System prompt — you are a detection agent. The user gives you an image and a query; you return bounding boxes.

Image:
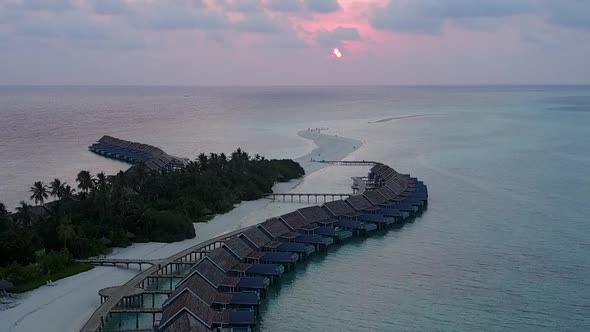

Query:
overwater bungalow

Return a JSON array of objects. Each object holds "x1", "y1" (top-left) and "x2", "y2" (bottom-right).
[
  {"x1": 363, "y1": 190, "x2": 411, "y2": 220},
  {"x1": 321, "y1": 200, "x2": 378, "y2": 234},
  {"x1": 240, "y1": 227, "x2": 315, "y2": 257},
  {"x1": 193, "y1": 258, "x2": 269, "y2": 294},
  {"x1": 280, "y1": 210, "x2": 351, "y2": 241},
  {"x1": 166, "y1": 273, "x2": 258, "y2": 312},
  {"x1": 206, "y1": 248, "x2": 284, "y2": 280},
  {"x1": 223, "y1": 236, "x2": 299, "y2": 268},
  {"x1": 295, "y1": 206, "x2": 354, "y2": 240},
  {"x1": 260, "y1": 218, "x2": 333, "y2": 250},
  {"x1": 346, "y1": 195, "x2": 396, "y2": 228},
  {"x1": 156, "y1": 291, "x2": 256, "y2": 332}
]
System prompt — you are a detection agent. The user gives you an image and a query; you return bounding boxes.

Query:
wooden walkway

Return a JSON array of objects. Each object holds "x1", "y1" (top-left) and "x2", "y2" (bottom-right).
[
  {"x1": 78, "y1": 258, "x2": 156, "y2": 271},
  {"x1": 311, "y1": 160, "x2": 377, "y2": 166},
  {"x1": 265, "y1": 193, "x2": 352, "y2": 203},
  {"x1": 111, "y1": 308, "x2": 162, "y2": 314}
]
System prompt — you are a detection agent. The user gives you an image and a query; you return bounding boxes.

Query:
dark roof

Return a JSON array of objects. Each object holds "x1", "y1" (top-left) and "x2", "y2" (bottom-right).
[
  {"x1": 380, "y1": 167, "x2": 397, "y2": 180},
  {"x1": 281, "y1": 231, "x2": 301, "y2": 240},
  {"x1": 245, "y1": 264, "x2": 281, "y2": 276},
  {"x1": 236, "y1": 276, "x2": 268, "y2": 289},
  {"x1": 207, "y1": 248, "x2": 239, "y2": 273},
  {"x1": 160, "y1": 292, "x2": 215, "y2": 331},
  {"x1": 225, "y1": 310, "x2": 256, "y2": 325},
  {"x1": 240, "y1": 228, "x2": 272, "y2": 249},
  {"x1": 377, "y1": 187, "x2": 398, "y2": 200},
  {"x1": 229, "y1": 292, "x2": 258, "y2": 305},
  {"x1": 167, "y1": 274, "x2": 218, "y2": 307},
  {"x1": 279, "y1": 211, "x2": 309, "y2": 230},
  {"x1": 194, "y1": 259, "x2": 226, "y2": 288},
  {"x1": 159, "y1": 311, "x2": 212, "y2": 332},
  {"x1": 385, "y1": 180, "x2": 404, "y2": 194},
  {"x1": 363, "y1": 190, "x2": 388, "y2": 205},
  {"x1": 276, "y1": 242, "x2": 313, "y2": 253},
  {"x1": 260, "y1": 251, "x2": 298, "y2": 264},
  {"x1": 223, "y1": 236, "x2": 254, "y2": 260},
  {"x1": 91, "y1": 135, "x2": 183, "y2": 170},
  {"x1": 346, "y1": 195, "x2": 374, "y2": 210},
  {"x1": 323, "y1": 200, "x2": 357, "y2": 217},
  {"x1": 297, "y1": 205, "x2": 331, "y2": 223},
  {"x1": 370, "y1": 163, "x2": 385, "y2": 174},
  {"x1": 296, "y1": 234, "x2": 332, "y2": 245},
  {"x1": 263, "y1": 240, "x2": 282, "y2": 249},
  {"x1": 259, "y1": 218, "x2": 290, "y2": 238}
]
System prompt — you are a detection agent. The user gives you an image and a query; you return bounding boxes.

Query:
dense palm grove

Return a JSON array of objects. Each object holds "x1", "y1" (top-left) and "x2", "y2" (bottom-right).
[{"x1": 0, "y1": 149, "x2": 304, "y2": 291}]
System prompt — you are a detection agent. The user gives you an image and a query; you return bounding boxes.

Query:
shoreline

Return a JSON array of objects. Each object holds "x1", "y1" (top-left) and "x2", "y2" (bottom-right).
[{"x1": 0, "y1": 129, "x2": 363, "y2": 332}]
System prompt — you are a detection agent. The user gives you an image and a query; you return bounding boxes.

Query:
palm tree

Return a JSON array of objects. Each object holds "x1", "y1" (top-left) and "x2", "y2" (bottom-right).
[
  {"x1": 61, "y1": 185, "x2": 75, "y2": 200},
  {"x1": 0, "y1": 202, "x2": 7, "y2": 217},
  {"x1": 30, "y1": 181, "x2": 49, "y2": 205},
  {"x1": 0, "y1": 202, "x2": 8, "y2": 223},
  {"x1": 76, "y1": 171, "x2": 94, "y2": 193},
  {"x1": 197, "y1": 153, "x2": 208, "y2": 171},
  {"x1": 15, "y1": 201, "x2": 33, "y2": 227},
  {"x1": 50, "y1": 178, "x2": 63, "y2": 198},
  {"x1": 57, "y1": 217, "x2": 76, "y2": 249},
  {"x1": 94, "y1": 172, "x2": 109, "y2": 193}
]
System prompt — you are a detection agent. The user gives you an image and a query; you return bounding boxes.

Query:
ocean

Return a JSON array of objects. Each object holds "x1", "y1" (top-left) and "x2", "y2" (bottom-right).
[{"x1": 1, "y1": 86, "x2": 589, "y2": 331}]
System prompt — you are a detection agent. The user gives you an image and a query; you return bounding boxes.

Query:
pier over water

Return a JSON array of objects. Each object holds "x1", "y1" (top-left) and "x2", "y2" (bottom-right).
[{"x1": 81, "y1": 162, "x2": 428, "y2": 332}]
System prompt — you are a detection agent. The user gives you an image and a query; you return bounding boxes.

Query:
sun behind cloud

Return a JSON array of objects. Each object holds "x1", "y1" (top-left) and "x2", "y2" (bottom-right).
[{"x1": 333, "y1": 47, "x2": 343, "y2": 58}]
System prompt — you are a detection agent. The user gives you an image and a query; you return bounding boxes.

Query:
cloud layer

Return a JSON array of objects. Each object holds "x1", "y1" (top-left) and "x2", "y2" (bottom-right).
[{"x1": 0, "y1": 0, "x2": 589, "y2": 85}]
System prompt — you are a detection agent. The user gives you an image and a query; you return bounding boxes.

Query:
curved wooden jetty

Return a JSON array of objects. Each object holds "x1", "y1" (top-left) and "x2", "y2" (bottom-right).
[{"x1": 81, "y1": 162, "x2": 427, "y2": 332}]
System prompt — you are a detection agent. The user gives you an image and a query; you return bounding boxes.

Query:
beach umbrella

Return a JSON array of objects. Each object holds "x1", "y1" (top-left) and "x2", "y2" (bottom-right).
[{"x1": 0, "y1": 279, "x2": 14, "y2": 291}]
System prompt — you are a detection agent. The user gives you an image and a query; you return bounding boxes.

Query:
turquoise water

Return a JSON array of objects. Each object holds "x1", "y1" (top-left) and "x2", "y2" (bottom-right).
[
  {"x1": 1, "y1": 86, "x2": 589, "y2": 331},
  {"x1": 258, "y1": 87, "x2": 590, "y2": 331}
]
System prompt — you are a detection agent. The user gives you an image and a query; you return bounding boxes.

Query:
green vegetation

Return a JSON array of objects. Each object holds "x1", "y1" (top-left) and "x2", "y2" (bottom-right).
[
  {"x1": 0, "y1": 250, "x2": 93, "y2": 293},
  {"x1": 0, "y1": 149, "x2": 304, "y2": 291}
]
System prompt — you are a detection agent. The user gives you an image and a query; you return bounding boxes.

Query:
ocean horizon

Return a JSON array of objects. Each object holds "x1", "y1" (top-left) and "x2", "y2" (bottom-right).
[{"x1": 1, "y1": 85, "x2": 589, "y2": 331}]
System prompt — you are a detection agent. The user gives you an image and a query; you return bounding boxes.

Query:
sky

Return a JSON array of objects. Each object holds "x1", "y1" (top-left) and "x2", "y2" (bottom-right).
[{"x1": 0, "y1": 0, "x2": 589, "y2": 85}]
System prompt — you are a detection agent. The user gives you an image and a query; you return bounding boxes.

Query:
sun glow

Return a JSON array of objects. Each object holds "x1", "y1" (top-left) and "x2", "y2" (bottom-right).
[{"x1": 333, "y1": 48, "x2": 342, "y2": 58}]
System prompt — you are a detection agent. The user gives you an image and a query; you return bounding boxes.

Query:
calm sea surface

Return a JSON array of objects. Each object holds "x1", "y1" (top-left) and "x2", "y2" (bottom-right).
[{"x1": 1, "y1": 86, "x2": 589, "y2": 331}]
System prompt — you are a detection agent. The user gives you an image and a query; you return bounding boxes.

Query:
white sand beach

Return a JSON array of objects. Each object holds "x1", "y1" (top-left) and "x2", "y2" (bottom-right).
[{"x1": 0, "y1": 129, "x2": 364, "y2": 332}]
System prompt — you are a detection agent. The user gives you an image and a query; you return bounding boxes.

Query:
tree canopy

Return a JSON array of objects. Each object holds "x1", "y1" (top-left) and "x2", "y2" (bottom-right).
[{"x1": 0, "y1": 149, "x2": 304, "y2": 267}]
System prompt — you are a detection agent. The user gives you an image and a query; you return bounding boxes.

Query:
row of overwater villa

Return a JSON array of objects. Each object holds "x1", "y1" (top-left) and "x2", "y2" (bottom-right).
[{"x1": 83, "y1": 162, "x2": 428, "y2": 332}]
